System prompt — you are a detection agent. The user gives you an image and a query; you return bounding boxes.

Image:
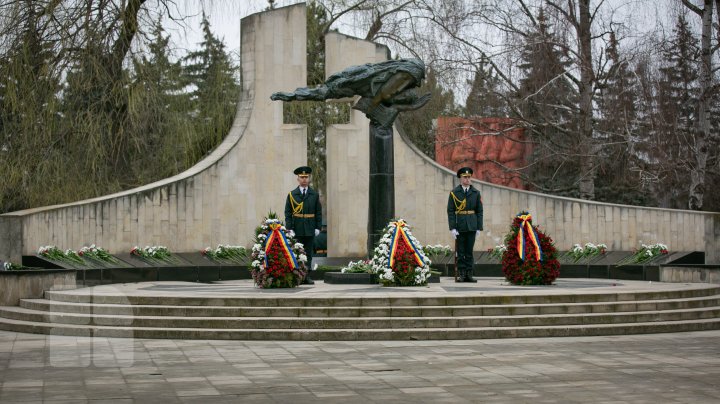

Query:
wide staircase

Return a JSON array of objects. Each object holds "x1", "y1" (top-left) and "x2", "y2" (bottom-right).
[{"x1": 0, "y1": 282, "x2": 719, "y2": 340}]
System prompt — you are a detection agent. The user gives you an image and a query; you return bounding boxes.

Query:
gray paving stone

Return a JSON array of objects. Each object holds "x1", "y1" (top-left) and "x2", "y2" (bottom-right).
[{"x1": 0, "y1": 327, "x2": 718, "y2": 402}]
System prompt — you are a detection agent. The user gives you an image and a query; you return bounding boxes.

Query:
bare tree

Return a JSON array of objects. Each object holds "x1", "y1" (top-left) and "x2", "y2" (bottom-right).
[{"x1": 680, "y1": 0, "x2": 716, "y2": 210}]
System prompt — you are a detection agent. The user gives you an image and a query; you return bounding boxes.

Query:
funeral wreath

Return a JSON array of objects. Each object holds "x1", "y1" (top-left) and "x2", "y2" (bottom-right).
[
  {"x1": 371, "y1": 219, "x2": 432, "y2": 287},
  {"x1": 250, "y1": 213, "x2": 308, "y2": 288},
  {"x1": 500, "y1": 212, "x2": 560, "y2": 285}
]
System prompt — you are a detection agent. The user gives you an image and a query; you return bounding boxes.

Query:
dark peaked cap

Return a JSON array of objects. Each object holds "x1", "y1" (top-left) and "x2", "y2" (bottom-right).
[{"x1": 457, "y1": 167, "x2": 473, "y2": 178}]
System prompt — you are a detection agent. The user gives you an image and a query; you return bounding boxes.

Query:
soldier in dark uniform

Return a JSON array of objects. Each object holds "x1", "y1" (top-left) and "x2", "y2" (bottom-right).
[
  {"x1": 447, "y1": 167, "x2": 483, "y2": 283},
  {"x1": 313, "y1": 220, "x2": 328, "y2": 257},
  {"x1": 285, "y1": 166, "x2": 322, "y2": 284}
]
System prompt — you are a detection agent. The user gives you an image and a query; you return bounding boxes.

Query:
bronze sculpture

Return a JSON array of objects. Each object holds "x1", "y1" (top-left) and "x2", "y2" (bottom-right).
[
  {"x1": 271, "y1": 58, "x2": 431, "y2": 255},
  {"x1": 271, "y1": 58, "x2": 430, "y2": 128}
]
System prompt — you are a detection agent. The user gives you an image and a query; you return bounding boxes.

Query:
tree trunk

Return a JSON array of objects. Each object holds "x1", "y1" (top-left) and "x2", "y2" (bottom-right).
[
  {"x1": 577, "y1": 0, "x2": 596, "y2": 200},
  {"x1": 688, "y1": 0, "x2": 712, "y2": 210}
]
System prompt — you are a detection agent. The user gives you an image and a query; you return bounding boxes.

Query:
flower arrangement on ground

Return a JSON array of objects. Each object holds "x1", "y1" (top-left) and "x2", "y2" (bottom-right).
[
  {"x1": 131, "y1": 245, "x2": 172, "y2": 262},
  {"x1": 341, "y1": 259, "x2": 373, "y2": 274},
  {"x1": 78, "y1": 244, "x2": 117, "y2": 264},
  {"x1": 500, "y1": 212, "x2": 560, "y2": 285},
  {"x1": 422, "y1": 244, "x2": 452, "y2": 257},
  {"x1": 201, "y1": 244, "x2": 248, "y2": 265},
  {"x1": 370, "y1": 219, "x2": 431, "y2": 287},
  {"x1": 564, "y1": 242, "x2": 607, "y2": 263},
  {"x1": 488, "y1": 244, "x2": 507, "y2": 261},
  {"x1": 3, "y1": 262, "x2": 24, "y2": 270},
  {"x1": 250, "y1": 213, "x2": 307, "y2": 288},
  {"x1": 617, "y1": 243, "x2": 669, "y2": 266},
  {"x1": 38, "y1": 245, "x2": 84, "y2": 265}
]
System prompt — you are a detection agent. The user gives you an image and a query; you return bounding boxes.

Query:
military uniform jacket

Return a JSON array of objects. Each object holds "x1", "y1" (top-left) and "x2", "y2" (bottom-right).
[
  {"x1": 284, "y1": 187, "x2": 322, "y2": 237},
  {"x1": 447, "y1": 185, "x2": 483, "y2": 232}
]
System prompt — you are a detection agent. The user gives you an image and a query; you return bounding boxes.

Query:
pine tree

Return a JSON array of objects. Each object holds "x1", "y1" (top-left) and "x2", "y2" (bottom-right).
[
  {"x1": 0, "y1": 8, "x2": 65, "y2": 212},
  {"x1": 594, "y1": 32, "x2": 653, "y2": 206},
  {"x1": 183, "y1": 12, "x2": 240, "y2": 162},
  {"x1": 464, "y1": 59, "x2": 506, "y2": 118},
  {"x1": 651, "y1": 14, "x2": 699, "y2": 209},
  {"x1": 129, "y1": 22, "x2": 193, "y2": 182},
  {"x1": 398, "y1": 67, "x2": 458, "y2": 158},
  {"x1": 515, "y1": 8, "x2": 579, "y2": 196}
]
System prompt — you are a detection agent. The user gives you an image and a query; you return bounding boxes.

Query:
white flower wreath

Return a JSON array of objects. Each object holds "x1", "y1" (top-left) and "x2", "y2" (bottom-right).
[
  {"x1": 250, "y1": 216, "x2": 308, "y2": 288},
  {"x1": 370, "y1": 219, "x2": 431, "y2": 286}
]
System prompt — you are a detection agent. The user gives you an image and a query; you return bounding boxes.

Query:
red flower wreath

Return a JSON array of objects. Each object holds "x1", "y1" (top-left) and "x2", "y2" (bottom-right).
[{"x1": 501, "y1": 212, "x2": 560, "y2": 285}]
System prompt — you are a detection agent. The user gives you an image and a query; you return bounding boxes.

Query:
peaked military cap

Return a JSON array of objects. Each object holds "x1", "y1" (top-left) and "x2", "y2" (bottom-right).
[
  {"x1": 294, "y1": 166, "x2": 312, "y2": 176},
  {"x1": 457, "y1": 167, "x2": 473, "y2": 178}
]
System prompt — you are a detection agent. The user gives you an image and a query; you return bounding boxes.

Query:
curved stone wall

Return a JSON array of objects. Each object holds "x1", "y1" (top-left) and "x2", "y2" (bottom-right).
[{"x1": 394, "y1": 126, "x2": 719, "y2": 264}]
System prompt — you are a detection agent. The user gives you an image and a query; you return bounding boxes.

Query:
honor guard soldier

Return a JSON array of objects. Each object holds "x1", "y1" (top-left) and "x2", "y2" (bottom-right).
[
  {"x1": 285, "y1": 166, "x2": 322, "y2": 284},
  {"x1": 447, "y1": 167, "x2": 484, "y2": 282}
]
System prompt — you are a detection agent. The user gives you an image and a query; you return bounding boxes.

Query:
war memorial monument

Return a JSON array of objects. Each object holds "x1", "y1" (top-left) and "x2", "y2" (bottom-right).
[{"x1": 0, "y1": 3, "x2": 717, "y2": 341}]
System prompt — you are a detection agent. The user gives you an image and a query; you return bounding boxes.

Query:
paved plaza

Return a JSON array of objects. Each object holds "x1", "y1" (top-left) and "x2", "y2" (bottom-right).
[
  {"x1": 0, "y1": 328, "x2": 717, "y2": 403},
  {"x1": 0, "y1": 278, "x2": 718, "y2": 402}
]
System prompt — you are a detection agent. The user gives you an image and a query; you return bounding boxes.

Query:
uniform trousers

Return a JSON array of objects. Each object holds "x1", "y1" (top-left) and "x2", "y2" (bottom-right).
[
  {"x1": 296, "y1": 235, "x2": 315, "y2": 271},
  {"x1": 456, "y1": 231, "x2": 476, "y2": 275}
]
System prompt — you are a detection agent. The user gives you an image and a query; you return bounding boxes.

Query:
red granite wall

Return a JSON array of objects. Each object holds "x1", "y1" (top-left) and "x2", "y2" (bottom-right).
[{"x1": 435, "y1": 117, "x2": 531, "y2": 190}]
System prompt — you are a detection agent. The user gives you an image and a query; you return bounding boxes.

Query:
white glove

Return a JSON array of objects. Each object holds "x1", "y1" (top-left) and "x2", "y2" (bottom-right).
[
  {"x1": 476, "y1": 230, "x2": 481, "y2": 237},
  {"x1": 450, "y1": 229, "x2": 459, "y2": 239},
  {"x1": 314, "y1": 229, "x2": 320, "y2": 236}
]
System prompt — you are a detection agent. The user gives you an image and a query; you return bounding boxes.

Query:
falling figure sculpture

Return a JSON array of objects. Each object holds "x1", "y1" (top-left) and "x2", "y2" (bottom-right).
[
  {"x1": 271, "y1": 58, "x2": 431, "y2": 255},
  {"x1": 271, "y1": 58, "x2": 430, "y2": 128}
]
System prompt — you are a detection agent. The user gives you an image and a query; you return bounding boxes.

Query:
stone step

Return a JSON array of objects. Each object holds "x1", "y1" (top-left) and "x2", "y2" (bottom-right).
[
  {"x1": 0, "y1": 305, "x2": 718, "y2": 329},
  {"x1": 0, "y1": 315, "x2": 717, "y2": 340},
  {"x1": 17, "y1": 295, "x2": 720, "y2": 317},
  {"x1": 42, "y1": 286, "x2": 720, "y2": 306},
  {"x1": 3, "y1": 282, "x2": 716, "y2": 340}
]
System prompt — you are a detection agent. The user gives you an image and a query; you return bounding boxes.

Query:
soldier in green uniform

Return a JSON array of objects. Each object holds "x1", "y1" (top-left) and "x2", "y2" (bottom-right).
[
  {"x1": 447, "y1": 167, "x2": 483, "y2": 283},
  {"x1": 285, "y1": 166, "x2": 322, "y2": 284}
]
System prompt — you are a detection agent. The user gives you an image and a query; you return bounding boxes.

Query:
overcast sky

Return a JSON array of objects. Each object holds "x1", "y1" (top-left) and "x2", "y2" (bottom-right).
[
  {"x1": 166, "y1": 0, "x2": 675, "y2": 62},
  {"x1": 165, "y1": 0, "x2": 304, "y2": 61}
]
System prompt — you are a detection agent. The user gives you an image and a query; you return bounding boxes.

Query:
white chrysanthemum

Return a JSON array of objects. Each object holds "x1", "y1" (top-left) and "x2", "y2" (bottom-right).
[{"x1": 251, "y1": 260, "x2": 260, "y2": 268}]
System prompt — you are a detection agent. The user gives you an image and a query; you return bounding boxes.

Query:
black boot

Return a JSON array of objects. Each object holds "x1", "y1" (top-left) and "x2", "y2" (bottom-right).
[
  {"x1": 302, "y1": 274, "x2": 315, "y2": 285},
  {"x1": 464, "y1": 269, "x2": 477, "y2": 283},
  {"x1": 455, "y1": 269, "x2": 465, "y2": 283}
]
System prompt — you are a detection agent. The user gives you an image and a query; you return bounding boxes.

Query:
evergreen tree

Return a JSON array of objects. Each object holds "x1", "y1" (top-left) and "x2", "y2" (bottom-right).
[
  {"x1": 0, "y1": 8, "x2": 66, "y2": 211},
  {"x1": 183, "y1": 12, "x2": 240, "y2": 162},
  {"x1": 515, "y1": 8, "x2": 579, "y2": 196},
  {"x1": 594, "y1": 32, "x2": 654, "y2": 206},
  {"x1": 651, "y1": 14, "x2": 699, "y2": 209},
  {"x1": 464, "y1": 59, "x2": 506, "y2": 118},
  {"x1": 129, "y1": 22, "x2": 193, "y2": 182},
  {"x1": 398, "y1": 67, "x2": 458, "y2": 158}
]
